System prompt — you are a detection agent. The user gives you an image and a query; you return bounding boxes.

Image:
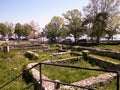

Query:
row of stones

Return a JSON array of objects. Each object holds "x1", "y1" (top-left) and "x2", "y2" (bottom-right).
[{"x1": 10, "y1": 44, "x2": 48, "y2": 50}]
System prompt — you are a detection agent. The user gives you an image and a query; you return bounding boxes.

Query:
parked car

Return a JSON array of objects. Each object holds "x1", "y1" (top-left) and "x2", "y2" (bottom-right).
[
  {"x1": 62, "y1": 39, "x2": 73, "y2": 43},
  {"x1": 77, "y1": 39, "x2": 87, "y2": 44},
  {"x1": 9, "y1": 38, "x2": 16, "y2": 40}
]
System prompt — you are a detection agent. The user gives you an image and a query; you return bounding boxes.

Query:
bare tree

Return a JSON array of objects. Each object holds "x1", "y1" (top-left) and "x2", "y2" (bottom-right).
[{"x1": 29, "y1": 20, "x2": 41, "y2": 33}]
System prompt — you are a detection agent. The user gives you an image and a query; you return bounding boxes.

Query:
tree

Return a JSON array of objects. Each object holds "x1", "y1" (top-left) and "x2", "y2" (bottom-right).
[
  {"x1": 15, "y1": 23, "x2": 23, "y2": 39},
  {"x1": 29, "y1": 20, "x2": 41, "y2": 33},
  {"x1": 63, "y1": 9, "x2": 84, "y2": 42},
  {"x1": 83, "y1": 0, "x2": 120, "y2": 18},
  {"x1": 0, "y1": 23, "x2": 8, "y2": 37},
  {"x1": 23, "y1": 24, "x2": 32, "y2": 38},
  {"x1": 43, "y1": 16, "x2": 64, "y2": 42},
  {"x1": 106, "y1": 16, "x2": 120, "y2": 40},
  {"x1": 7, "y1": 23, "x2": 14, "y2": 39},
  {"x1": 83, "y1": 0, "x2": 120, "y2": 44},
  {"x1": 92, "y1": 12, "x2": 108, "y2": 44},
  {"x1": 29, "y1": 20, "x2": 41, "y2": 39}
]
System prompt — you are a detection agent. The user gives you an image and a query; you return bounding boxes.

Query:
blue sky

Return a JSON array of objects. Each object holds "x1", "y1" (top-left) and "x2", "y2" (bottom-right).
[{"x1": 0, "y1": 0, "x2": 89, "y2": 28}]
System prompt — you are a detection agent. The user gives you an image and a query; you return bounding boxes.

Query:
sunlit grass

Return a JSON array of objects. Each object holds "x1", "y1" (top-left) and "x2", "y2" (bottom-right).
[
  {"x1": 37, "y1": 50, "x2": 72, "y2": 61},
  {"x1": 90, "y1": 54, "x2": 120, "y2": 64},
  {"x1": 0, "y1": 44, "x2": 119, "y2": 89},
  {"x1": 0, "y1": 50, "x2": 30, "y2": 90},
  {"x1": 0, "y1": 44, "x2": 73, "y2": 89},
  {"x1": 42, "y1": 58, "x2": 102, "y2": 83},
  {"x1": 101, "y1": 78, "x2": 119, "y2": 90},
  {"x1": 94, "y1": 45, "x2": 120, "y2": 52}
]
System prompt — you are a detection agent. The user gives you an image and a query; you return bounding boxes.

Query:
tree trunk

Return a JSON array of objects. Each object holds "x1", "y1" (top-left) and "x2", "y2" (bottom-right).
[
  {"x1": 96, "y1": 36, "x2": 100, "y2": 45},
  {"x1": 74, "y1": 35, "x2": 77, "y2": 43}
]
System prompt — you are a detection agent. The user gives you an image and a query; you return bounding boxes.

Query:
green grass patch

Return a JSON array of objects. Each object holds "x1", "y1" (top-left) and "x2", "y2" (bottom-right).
[
  {"x1": 101, "y1": 78, "x2": 120, "y2": 90},
  {"x1": 0, "y1": 50, "x2": 31, "y2": 90},
  {"x1": 0, "y1": 45, "x2": 73, "y2": 89},
  {"x1": 94, "y1": 45, "x2": 120, "y2": 52},
  {"x1": 37, "y1": 50, "x2": 72, "y2": 61},
  {"x1": 42, "y1": 58, "x2": 102, "y2": 83},
  {"x1": 91, "y1": 54, "x2": 120, "y2": 64},
  {"x1": 0, "y1": 44, "x2": 119, "y2": 89}
]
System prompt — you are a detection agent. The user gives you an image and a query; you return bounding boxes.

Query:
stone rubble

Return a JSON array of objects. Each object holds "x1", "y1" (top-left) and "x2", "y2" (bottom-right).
[{"x1": 61, "y1": 73, "x2": 116, "y2": 90}]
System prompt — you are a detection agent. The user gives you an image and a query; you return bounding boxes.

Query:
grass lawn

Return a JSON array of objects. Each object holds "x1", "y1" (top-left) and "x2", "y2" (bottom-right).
[
  {"x1": 90, "y1": 54, "x2": 120, "y2": 64},
  {"x1": 36, "y1": 50, "x2": 72, "y2": 61},
  {"x1": 0, "y1": 44, "x2": 73, "y2": 89},
  {"x1": 0, "y1": 43, "x2": 119, "y2": 90},
  {"x1": 0, "y1": 50, "x2": 31, "y2": 90},
  {"x1": 94, "y1": 44, "x2": 120, "y2": 52},
  {"x1": 102, "y1": 78, "x2": 120, "y2": 90},
  {"x1": 42, "y1": 58, "x2": 103, "y2": 83}
]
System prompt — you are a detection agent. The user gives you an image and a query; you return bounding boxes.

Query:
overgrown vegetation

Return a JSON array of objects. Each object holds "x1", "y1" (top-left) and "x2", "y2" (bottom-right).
[
  {"x1": 0, "y1": 50, "x2": 31, "y2": 90},
  {"x1": 0, "y1": 44, "x2": 120, "y2": 89},
  {"x1": 0, "y1": 44, "x2": 72, "y2": 89}
]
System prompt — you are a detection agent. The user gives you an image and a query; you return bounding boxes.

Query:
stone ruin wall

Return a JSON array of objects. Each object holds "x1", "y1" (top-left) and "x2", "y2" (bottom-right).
[
  {"x1": 72, "y1": 46, "x2": 120, "y2": 59},
  {"x1": 27, "y1": 55, "x2": 118, "y2": 90},
  {"x1": 9, "y1": 44, "x2": 48, "y2": 50},
  {"x1": 88, "y1": 55, "x2": 120, "y2": 71}
]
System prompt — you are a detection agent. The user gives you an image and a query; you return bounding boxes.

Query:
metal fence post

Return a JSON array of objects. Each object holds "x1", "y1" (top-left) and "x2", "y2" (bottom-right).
[
  {"x1": 39, "y1": 63, "x2": 42, "y2": 90},
  {"x1": 117, "y1": 71, "x2": 120, "y2": 90}
]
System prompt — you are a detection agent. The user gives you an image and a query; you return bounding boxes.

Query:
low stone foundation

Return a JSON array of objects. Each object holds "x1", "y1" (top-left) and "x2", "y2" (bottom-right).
[
  {"x1": 10, "y1": 44, "x2": 48, "y2": 50},
  {"x1": 52, "y1": 51, "x2": 70, "y2": 56},
  {"x1": 27, "y1": 56, "x2": 118, "y2": 90},
  {"x1": 87, "y1": 55, "x2": 120, "y2": 70},
  {"x1": 72, "y1": 46, "x2": 120, "y2": 60},
  {"x1": 43, "y1": 56, "x2": 81, "y2": 64},
  {"x1": 61, "y1": 73, "x2": 116, "y2": 90}
]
